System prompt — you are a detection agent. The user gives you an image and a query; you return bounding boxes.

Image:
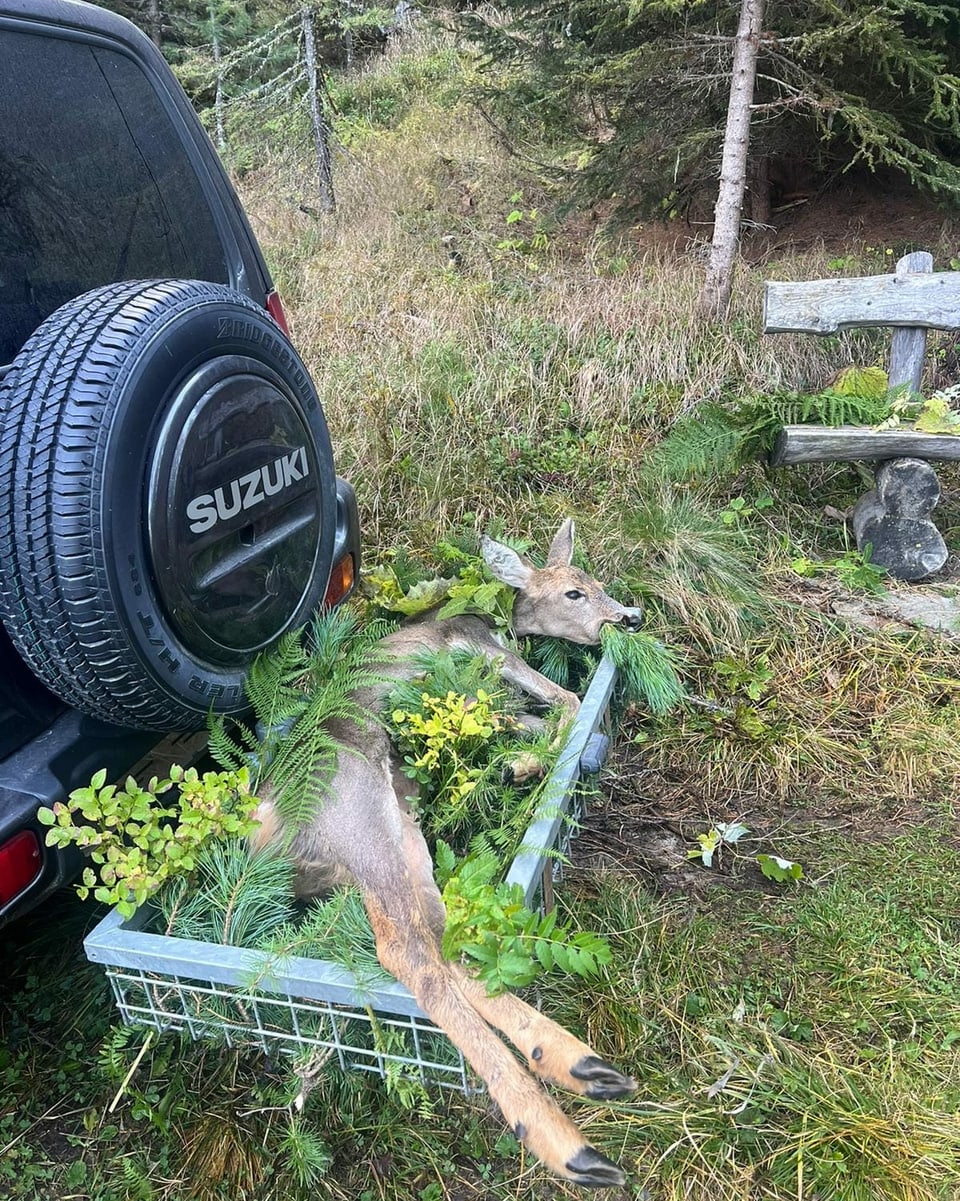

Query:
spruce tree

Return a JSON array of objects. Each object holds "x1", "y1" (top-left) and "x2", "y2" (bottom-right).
[{"x1": 435, "y1": 0, "x2": 960, "y2": 216}]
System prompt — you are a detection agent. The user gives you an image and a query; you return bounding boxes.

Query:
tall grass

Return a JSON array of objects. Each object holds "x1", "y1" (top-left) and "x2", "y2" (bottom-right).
[{"x1": 235, "y1": 26, "x2": 950, "y2": 562}]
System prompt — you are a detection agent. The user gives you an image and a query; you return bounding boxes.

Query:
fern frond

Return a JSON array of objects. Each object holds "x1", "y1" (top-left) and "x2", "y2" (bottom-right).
[
  {"x1": 737, "y1": 388, "x2": 896, "y2": 444},
  {"x1": 244, "y1": 628, "x2": 312, "y2": 731},
  {"x1": 266, "y1": 700, "x2": 346, "y2": 831},
  {"x1": 801, "y1": 388, "x2": 895, "y2": 427},
  {"x1": 648, "y1": 403, "x2": 748, "y2": 481},
  {"x1": 206, "y1": 714, "x2": 258, "y2": 774},
  {"x1": 225, "y1": 609, "x2": 398, "y2": 829}
]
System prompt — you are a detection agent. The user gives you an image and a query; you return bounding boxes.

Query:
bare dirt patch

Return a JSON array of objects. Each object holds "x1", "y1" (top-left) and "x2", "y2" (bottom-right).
[
  {"x1": 582, "y1": 708, "x2": 955, "y2": 898},
  {"x1": 590, "y1": 172, "x2": 958, "y2": 263}
]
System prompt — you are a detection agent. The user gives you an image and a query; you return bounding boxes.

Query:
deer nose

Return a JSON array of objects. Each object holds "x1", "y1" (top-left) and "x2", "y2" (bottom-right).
[{"x1": 619, "y1": 608, "x2": 643, "y2": 631}]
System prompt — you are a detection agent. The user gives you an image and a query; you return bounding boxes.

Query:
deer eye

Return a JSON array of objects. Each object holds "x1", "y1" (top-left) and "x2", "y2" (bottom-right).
[{"x1": 565, "y1": 589, "x2": 585, "y2": 600}]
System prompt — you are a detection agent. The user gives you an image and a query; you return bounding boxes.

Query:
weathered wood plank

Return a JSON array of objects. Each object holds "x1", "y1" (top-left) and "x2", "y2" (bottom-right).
[
  {"x1": 763, "y1": 263, "x2": 960, "y2": 334},
  {"x1": 888, "y1": 252, "x2": 933, "y2": 392},
  {"x1": 771, "y1": 424, "x2": 960, "y2": 466}
]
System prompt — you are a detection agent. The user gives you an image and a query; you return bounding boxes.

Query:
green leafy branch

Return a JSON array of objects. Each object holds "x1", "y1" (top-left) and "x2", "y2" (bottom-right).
[
  {"x1": 436, "y1": 843, "x2": 611, "y2": 995},
  {"x1": 38, "y1": 766, "x2": 258, "y2": 917},
  {"x1": 687, "y1": 821, "x2": 804, "y2": 884},
  {"x1": 790, "y1": 545, "x2": 888, "y2": 596}
]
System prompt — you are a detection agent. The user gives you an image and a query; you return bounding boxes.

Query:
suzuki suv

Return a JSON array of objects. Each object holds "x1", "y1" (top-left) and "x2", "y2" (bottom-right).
[{"x1": 0, "y1": 0, "x2": 361, "y2": 924}]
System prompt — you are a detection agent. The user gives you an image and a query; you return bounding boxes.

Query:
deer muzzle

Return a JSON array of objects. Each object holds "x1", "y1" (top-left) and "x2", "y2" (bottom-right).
[{"x1": 618, "y1": 607, "x2": 643, "y2": 631}]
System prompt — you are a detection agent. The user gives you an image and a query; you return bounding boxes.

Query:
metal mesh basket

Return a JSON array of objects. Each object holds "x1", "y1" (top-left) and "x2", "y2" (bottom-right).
[{"x1": 84, "y1": 657, "x2": 618, "y2": 1092}]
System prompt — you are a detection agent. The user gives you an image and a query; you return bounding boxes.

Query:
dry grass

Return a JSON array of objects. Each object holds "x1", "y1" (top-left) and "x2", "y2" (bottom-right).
[
  {"x1": 629, "y1": 611, "x2": 960, "y2": 805},
  {"x1": 234, "y1": 27, "x2": 946, "y2": 559}
]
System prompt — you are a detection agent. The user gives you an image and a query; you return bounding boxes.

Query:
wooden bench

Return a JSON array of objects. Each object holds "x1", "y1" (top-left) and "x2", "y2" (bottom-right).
[{"x1": 764, "y1": 251, "x2": 960, "y2": 581}]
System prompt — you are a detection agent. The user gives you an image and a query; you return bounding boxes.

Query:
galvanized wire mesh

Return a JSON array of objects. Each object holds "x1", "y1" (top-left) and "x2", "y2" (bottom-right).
[{"x1": 104, "y1": 964, "x2": 475, "y2": 1090}]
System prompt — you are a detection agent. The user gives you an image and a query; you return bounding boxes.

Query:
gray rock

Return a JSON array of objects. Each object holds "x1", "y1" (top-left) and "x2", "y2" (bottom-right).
[{"x1": 850, "y1": 457, "x2": 948, "y2": 581}]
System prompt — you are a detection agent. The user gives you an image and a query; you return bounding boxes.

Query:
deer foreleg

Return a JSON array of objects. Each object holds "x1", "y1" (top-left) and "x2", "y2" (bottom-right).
[{"x1": 491, "y1": 650, "x2": 581, "y2": 725}]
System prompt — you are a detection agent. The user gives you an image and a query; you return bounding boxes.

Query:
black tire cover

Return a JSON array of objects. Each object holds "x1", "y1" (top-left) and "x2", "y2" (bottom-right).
[{"x1": 0, "y1": 279, "x2": 338, "y2": 730}]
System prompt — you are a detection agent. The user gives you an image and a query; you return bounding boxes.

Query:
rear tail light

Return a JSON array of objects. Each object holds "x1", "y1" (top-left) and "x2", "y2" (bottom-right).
[
  {"x1": 0, "y1": 830, "x2": 42, "y2": 907},
  {"x1": 266, "y1": 290, "x2": 291, "y2": 337},
  {"x1": 323, "y1": 552, "x2": 356, "y2": 609}
]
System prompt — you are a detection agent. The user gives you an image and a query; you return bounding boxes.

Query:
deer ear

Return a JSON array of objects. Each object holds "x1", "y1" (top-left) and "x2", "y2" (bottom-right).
[
  {"x1": 481, "y1": 536, "x2": 533, "y2": 589},
  {"x1": 546, "y1": 518, "x2": 575, "y2": 567}
]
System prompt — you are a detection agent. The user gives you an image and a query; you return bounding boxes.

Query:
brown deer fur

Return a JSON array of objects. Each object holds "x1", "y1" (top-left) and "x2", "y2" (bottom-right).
[{"x1": 250, "y1": 519, "x2": 640, "y2": 1187}]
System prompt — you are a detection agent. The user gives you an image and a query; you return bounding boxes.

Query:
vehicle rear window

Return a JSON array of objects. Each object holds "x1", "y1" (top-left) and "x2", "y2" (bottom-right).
[{"x1": 0, "y1": 28, "x2": 229, "y2": 365}]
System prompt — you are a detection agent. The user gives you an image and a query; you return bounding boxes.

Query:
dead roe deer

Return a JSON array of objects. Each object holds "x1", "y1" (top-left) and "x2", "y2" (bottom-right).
[{"x1": 251, "y1": 519, "x2": 641, "y2": 1187}]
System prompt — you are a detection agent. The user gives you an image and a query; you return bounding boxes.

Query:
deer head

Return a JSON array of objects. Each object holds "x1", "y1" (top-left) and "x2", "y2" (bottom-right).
[{"x1": 482, "y1": 518, "x2": 642, "y2": 645}]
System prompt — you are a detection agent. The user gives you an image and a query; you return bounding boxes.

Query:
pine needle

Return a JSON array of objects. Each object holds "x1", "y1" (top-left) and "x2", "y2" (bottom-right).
[
  {"x1": 600, "y1": 624, "x2": 685, "y2": 714},
  {"x1": 160, "y1": 839, "x2": 296, "y2": 947}
]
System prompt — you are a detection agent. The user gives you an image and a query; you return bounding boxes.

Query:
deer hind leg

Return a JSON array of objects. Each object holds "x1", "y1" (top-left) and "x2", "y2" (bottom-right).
[
  {"x1": 360, "y1": 883, "x2": 626, "y2": 1188},
  {"x1": 395, "y1": 804, "x2": 633, "y2": 1099},
  {"x1": 300, "y1": 739, "x2": 627, "y2": 1185},
  {"x1": 452, "y1": 975, "x2": 636, "y2": 1099}
]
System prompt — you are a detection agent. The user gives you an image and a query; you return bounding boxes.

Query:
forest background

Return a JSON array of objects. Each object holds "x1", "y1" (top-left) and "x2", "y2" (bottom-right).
[{"x1": 2, "y1": 3, "x2": 960, "y2": 1201}]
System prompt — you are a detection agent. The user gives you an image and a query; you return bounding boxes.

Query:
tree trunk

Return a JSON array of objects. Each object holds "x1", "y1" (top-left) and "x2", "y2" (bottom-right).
[
  {"x1": 699, "y1": 0, "x2": 765, "y2": 321},
  {"x1": 210, "y1": 3, "x2": 227, "y2": 151},
  {"x1": 301, "y1": 6, "x2": 336, "y2": 214},
  {"x1": 144, "y1": 0, "x2": 162, "y2": 49}
]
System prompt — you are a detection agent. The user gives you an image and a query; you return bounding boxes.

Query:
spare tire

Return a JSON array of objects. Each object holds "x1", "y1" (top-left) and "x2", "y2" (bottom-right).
[{"x1": 0, "y1": 279, "x2": 338, "y2": 731}]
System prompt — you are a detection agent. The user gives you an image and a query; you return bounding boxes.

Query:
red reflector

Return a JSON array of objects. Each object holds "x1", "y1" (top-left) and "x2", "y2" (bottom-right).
[
  {"x1": 265, "y1": 290, "x2": 291, "y2": 337},
  {"x1": 0, "y1": 830, "x2": 42, "y2": 907},
  {"x1": 323, "y1": 553, "x2": 355, "y2": 609}
]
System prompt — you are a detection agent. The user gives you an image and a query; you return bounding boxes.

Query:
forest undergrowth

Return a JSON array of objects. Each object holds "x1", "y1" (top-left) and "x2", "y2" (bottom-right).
[{"x1": 2, "y1": 24, "x2": 959, "y2": 1201}]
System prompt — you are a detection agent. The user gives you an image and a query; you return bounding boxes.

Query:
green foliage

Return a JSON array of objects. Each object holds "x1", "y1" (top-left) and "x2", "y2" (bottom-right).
[
  {"x1": 832, "y1": 365, "x2": 889, "y2": 398},
  {"x1": 720, "y1": 493, "x2": 774, "y2": 526},
  {"x1": 686, "y1": 820, "x2": 803, "y2": 882},
  {"x1": 757, "y1": 853, "x2": 805, "y2": 883},
  {"x1": 159, "y1": 839, "x2": 296, "y2": 946},
  {"x1": 600, "y1": 625, "x2": 686, "y2": 715},
  {"x1": 262, "y1": 886, "x2": 391, "y2": 991},
  {"x1": 646, "y1": 403, "x2": 750, "y2": 481},
  {"x1": 715, "y1": 653, "x2": 774, "y2": 701},
  {"x1": 363, "y1": 547, "x2": 516, "y2": 630},
  {"x1": 833, "y1": 546, "x2": 889, "y2": 595},
  {"x1": 362, "y1": 564, "x2": 455, "y2": 616},
  {"x1": 391, "y1": 687, "x2": 516, "y2": 807},
  {"x1": 386, "y1": 650, "x2": 551, "y2": 853},
  {"x1": 279, "y1": 1117, "x2": 333, "y2": 1187},
  {"x1": 438, "y1": 0, "x2": 960, "y2": 216},
  {"x1": 526, "y1": 632, "x2": 598, "y2": 692},
  {"x1": 649, "y1": 388, "x2": 900, "y2": 485},
  {"x1": 435, "y1": 562, "x2": 516, "y2": 629},
  {"x1": 486, "y1": 425, "x2": 604, "y2": 493},
  {"x1": 495, "y1": 192, "x2": 551, "y2": 266},
  {"x1": 37, "y1": 766, "x2": 258, "y2": 918},
  {"x1": 435, "y1": 841, "x2": 611, "y2": 994},
  {"x1": 210, "y1": 607, "x2": 393, "y2": 831},
  {"x1": 687, "y1": 820, "x2": 751, "y2": 868},
  {"x1": 877, "y1": 384, "x2": 960, "y2": 434},
  {"x1": 790, "y1": 545, "x2": 889, "y2": 595},
  {"x1": 913, "y1": 394, "x2": 960, "y2": 433}
]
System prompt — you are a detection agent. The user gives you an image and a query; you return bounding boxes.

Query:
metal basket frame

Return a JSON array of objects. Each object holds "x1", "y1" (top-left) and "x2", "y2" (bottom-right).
[{"x1": 84, "y1": 658, "x2": 618, "y2": 1090}]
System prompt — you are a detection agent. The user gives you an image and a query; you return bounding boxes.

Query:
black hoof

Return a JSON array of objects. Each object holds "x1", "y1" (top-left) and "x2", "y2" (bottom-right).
[
  {"x1": 565, "y1": 1145, "x2": 626, "y2": 1188},
  {"x1": 570, "y1": 1055, "x2": 637, "y2": 1100}
]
